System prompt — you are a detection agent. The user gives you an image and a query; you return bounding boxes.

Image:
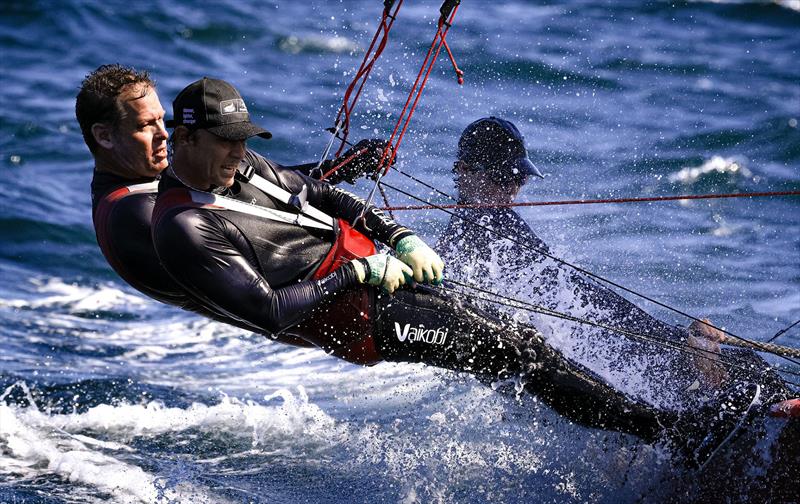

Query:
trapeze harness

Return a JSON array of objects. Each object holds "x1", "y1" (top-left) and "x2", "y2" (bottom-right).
[{"x1": 157, "y1": 164, "x2": 383, "y2": 364}]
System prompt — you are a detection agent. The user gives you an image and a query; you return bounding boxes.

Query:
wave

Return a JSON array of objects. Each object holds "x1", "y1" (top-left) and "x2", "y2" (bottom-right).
[
  {"x1": 0, "y1": 379, "x2": 666, "y2": 503},
  {"x1": 0, "y1": 382, "x2": 338, "y2": 503},
  {"x1": 689, "y1": 0, "x2": 800, "y2": 13},
  {"x1": 277, "y1": 34, "x2": 359, "y2": 55},
  {"x1": 668, "y1": 155, "x2": 754, "y2": 184}
]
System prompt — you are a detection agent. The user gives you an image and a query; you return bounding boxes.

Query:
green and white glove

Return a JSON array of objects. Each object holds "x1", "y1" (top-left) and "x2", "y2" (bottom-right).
[
  {"x1": 352, "y1": 253, "x2": 413, "y2": 294},
  {"x1": 394, "y1": 235, "x2": 445, "y2": 284}
]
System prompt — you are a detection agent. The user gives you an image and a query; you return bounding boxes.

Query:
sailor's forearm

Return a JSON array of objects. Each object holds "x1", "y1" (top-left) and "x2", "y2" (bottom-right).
[{"x1": 258, "y1": 263, "x2": 361, "y2": 333}]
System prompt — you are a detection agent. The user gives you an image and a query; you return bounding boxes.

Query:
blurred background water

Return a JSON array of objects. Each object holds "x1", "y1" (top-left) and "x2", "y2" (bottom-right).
[{"x1": 1, "y1": 0, "x2": 798, "y2": 502}]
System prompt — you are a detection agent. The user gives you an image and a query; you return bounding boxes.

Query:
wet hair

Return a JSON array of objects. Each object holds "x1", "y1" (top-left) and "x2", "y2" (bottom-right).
[{"x1": 75, "y1": 64, "x2": 155, "y2": 154}]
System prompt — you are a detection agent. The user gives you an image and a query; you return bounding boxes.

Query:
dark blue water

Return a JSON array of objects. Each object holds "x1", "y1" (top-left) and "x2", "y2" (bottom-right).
[{"x1": 1, "y1": 1, "x2": 799, "y2": 502}]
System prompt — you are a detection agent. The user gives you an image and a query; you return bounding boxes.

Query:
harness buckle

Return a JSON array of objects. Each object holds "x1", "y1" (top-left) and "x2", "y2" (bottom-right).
[{"x1": 236, "y1": 162, "x2": 255, "y2": 182}]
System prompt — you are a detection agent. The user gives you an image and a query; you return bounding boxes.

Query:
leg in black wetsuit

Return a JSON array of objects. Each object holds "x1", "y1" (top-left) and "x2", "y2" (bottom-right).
[{"x1": 373, "y1": 285, "x2": 674, "y2": 441}]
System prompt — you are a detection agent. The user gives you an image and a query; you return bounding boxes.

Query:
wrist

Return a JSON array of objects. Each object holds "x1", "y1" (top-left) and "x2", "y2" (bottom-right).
[
  {"x1": 395, "y1": 234, "x2": 424, "y2": 255},
  {"x1": 351, "y1": 258, "x2": 368, "y2": 283},
  {"x1": 389, "y1": 229, "x2": 415, "y2": 249}
]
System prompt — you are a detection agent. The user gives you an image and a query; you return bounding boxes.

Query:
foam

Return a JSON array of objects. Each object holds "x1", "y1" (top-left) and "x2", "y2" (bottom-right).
[
  {"x1": 278, "y1": 34, "x2": 358, "y2": 55},
  {"x1": 436, "y1": 209, "x2": 690, "y2": 408},
  {"x1": 668, "y1": 155, "x2": 753, "y2": 184},
  {"x1": 0, "y1": 276, "x2": 148, "y2": 312},
  {"x1": 0, "y1": 382, "x2": 347, "y2": 502}
]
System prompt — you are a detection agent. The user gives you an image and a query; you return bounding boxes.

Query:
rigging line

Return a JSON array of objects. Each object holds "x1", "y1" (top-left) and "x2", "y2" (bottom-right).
[
  {"x1": 449, "y1": 289, "x2": 800, "y2": 390},
  {"x1": 445, "y1": 286, "x2": 800, "y2": 389},
  {"x1": 381, "y1": 180, "x2": 800, "y2": 369},
  {"x1": 444, "y1": 279, "x2": 800, "y2": 376},
  {"x1": 380, "y1": 6, "x2": 460, "y2": 172},
  {"x1": 441, "y1": 281, "x2": 800, "y2": 386},
  {"x1": 316, "y1": 0, "x2": 404, "y2": 170},
  {"x1": 370, "y1": 0, "x2": 462, "y2": 178},
  {"x1": 389, "y1": 165, "x2": 459, "y2": 202},
  {"x1": 355, "y1": 1, "x2": 462, "y2": 224},
  {"x1": 767, "y1": 318, "x2": 800, "y2": 344},
  {"x1": 380, "y1": 190, "x2": 800, "y2": 211},
  {"x1": 335, "y1": 1, "x2": 404, "y2": 156},
  {"x1": 378, "y1": 183, "x2": 395, "y2": 220},
  {"x1": 443, "y1": 280, "x2": 799, "y2": 376}
]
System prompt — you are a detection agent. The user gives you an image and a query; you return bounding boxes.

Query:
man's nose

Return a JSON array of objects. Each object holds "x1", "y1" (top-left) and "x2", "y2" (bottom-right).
[
  {"x1": 155, "y1": 119, "x2": 168, "y2": 141},
  {"x1": 231, "y1": 140, "x2": 246, "y2": 158}
]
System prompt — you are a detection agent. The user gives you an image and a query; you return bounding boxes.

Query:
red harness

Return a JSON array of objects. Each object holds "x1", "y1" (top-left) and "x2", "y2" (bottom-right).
[
  {"x1": 297, "y1": 220, "x2": 382, "y2": 365},
  {"x1": 155, "y1": 186, "x2": 384, "y2": 364}
]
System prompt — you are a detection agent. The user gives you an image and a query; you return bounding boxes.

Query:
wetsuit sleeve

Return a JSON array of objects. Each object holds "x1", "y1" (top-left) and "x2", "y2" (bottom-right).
[
  {"x1": 245, "y1": 150, "x2": 414, "y2": 248},
  {"x1": 153, "y1": 206, "x2": 361, "y2": 334}
]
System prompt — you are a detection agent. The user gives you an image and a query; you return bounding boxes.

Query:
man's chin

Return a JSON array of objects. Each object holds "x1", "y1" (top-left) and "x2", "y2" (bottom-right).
[{"x1": 148, "y1": 160, "x2": 169, "y2": 176}]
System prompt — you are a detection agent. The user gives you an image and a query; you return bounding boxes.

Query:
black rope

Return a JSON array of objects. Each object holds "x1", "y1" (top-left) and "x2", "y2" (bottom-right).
[
  {"x1": 389, "y1": 166, "x2": 458, "y2": 202},
  {"x1": 445, "y1": 280, "x2": 800, "y2": 388},
  {"x1": 442, "y1": 280, "x2": 800, "y2": 387},
  {"x1": 382, "y1": 180, "x2": 800, "y2": 369},
  {"x1": 767, "y1": 318, "x2": 800, "y2": 343}
]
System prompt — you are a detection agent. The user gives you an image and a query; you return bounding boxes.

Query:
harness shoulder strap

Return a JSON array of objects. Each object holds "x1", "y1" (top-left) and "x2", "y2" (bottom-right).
[
  {"x1": 124, "y1": 181, "x2": 160, "y2": 193},
  {"x1": 189, "y1": 190, "x2": 334, "y2": 231},
  {"x1": 237, "y1": 162, "x2": 336, "y2": 228}
]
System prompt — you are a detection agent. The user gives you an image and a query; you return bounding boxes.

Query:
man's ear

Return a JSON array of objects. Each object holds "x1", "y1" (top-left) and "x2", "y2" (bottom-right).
[
  {"x1": 91, "y1": 123, "x2": 114, "y2": 150},
  {"x1": 173, "y1": 126, "x2": 191, "y2": 146}
]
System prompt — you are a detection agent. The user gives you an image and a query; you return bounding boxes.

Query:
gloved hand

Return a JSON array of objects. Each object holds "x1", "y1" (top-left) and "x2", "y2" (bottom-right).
[
  {"x1": 324, "y1": 139, "x2": 395, "y2": 185},
  {"x1": 394, "y1": 235, "x2": 444, "y2": 284},
  {"x1": 351, "y1": 253, "x2": 412, "y2": 294}
]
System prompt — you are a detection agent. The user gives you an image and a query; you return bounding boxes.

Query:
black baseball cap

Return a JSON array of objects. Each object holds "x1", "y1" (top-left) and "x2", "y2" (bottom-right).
[
  {"x1": 457, "y1": 117, "x2": 543, "y2": 182},
  {"x1": 165, "y1": 77, "x2": 272, "y2": 141}
]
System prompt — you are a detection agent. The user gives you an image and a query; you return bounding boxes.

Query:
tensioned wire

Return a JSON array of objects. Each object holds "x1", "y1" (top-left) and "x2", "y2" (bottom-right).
[
  {"x1": 438, "y1": 279, "x2": 800, "y2": 389},
  {"x1": 379, "y1": 179, "x2": 800, "y2": 370}
]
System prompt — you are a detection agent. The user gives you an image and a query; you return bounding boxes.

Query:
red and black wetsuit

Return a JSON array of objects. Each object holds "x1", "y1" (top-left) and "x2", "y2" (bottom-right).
[
  {"x1": 152, "y1": 150, "x2": 678, "y2": 441},
  {"x1": 90, "y1": 156, "x2": 325, "y2": 347}
]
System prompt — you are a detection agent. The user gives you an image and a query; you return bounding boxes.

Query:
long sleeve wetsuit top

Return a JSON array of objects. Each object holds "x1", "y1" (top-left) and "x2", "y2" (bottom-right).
[
  {"x1": 152, "y1": 150, "x2": 413, "y2": 335},
  {"x1": 90, "y1": 154, "x2": 331, "y2": 346}
]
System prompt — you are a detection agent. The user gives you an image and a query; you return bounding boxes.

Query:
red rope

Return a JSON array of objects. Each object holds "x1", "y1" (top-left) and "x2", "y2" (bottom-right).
[
  {"x1": 321, "y1": 147, "x2": 369, "y2": 180},
  {"x1": 373, "y1": 4, "x2": 461, "y2": 178},
  {"x1": 442, "y1": 38, "x2": 464, "y2": 85},
  {"x1": 378, "y1": 183, "x2": 395, "y2": 220},
  {"x1": 380, "y1": 190, "x2": 800, "y2": 211},
  {"x1": 333, "y1": 1, "x2": 404, "y2": 157}
]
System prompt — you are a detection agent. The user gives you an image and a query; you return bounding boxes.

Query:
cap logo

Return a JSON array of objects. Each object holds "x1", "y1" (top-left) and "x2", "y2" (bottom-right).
[
  {"x1": 220, "y1": 99, "x2": 248, "y2": 115},
  {"x1": 183, "y1": 108, "x2": 195, "y2": 124}
]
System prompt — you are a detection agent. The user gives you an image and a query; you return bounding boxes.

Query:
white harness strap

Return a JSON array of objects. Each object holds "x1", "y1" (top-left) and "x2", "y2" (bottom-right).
[
  {"x1": 125, "y1": 181, "x2": 160, "y2": 193},
  {"x1": 188, "y1": 174, "x2": 335, "y2": 231},
  {"x1": 247, "y1": 173, "x2": 336, "y2": 228}
]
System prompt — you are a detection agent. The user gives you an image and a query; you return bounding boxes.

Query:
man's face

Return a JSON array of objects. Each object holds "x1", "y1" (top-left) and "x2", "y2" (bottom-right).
[
  {"x1": 108, "y1": 85, "x2": 168, "y2": 178},
  {"x1": 182, "y1": 129, "x2": 246, "y2": 189}
]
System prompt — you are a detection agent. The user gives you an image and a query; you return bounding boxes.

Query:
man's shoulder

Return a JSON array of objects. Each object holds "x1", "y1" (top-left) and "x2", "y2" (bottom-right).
[
  {"x1": 92, "y1": 170, "x2": 156, "y2": 207},
  {"x1": 440, "y1": 207, "x2": 548, "y2": 253},
  {"x1": 93, "y1": 174, "x2": 157, "y2": 226}
]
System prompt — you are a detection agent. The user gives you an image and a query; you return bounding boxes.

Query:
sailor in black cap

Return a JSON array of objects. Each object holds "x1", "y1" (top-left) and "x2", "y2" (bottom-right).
[
  {"x1": 438, "y1": 117, "x2": 789, "y2": 464},
  {"x1": 79, "y1": 66, "x2": 388, "y2": 349}
]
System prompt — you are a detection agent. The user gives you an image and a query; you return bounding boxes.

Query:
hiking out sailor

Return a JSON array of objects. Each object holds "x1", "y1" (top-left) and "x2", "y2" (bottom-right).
[
  {"x1": 151, "y1": 76, "x2": 733, "y2": 445},
  {"x1": 77, "y1": 64, "x2": 384, "y2": 347},
  {"x1": 435, "y1": 116, "x2": 789, "y2": 410}
]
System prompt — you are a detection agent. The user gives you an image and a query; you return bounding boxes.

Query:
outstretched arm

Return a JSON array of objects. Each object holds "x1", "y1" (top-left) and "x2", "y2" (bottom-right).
[{"x1": 153, "y1": 206, "x2": 360, "y2": 335}]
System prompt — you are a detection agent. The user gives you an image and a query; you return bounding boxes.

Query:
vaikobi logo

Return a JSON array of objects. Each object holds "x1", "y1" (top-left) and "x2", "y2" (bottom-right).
[{"x1": 394, "y1": 322, "x2": 448, "y2": 345}]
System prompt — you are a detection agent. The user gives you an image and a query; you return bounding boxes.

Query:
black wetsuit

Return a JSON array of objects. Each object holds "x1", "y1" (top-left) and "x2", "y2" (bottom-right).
[
  {"x1": 90, "y1": 155, "x2": 328, "y2": 347},
  {"x1": 436, "y1": 206, "x2": 789, "y2": 408},
  {"x1": 151, "y1": 151, "x2": 678, "y2": 441}
]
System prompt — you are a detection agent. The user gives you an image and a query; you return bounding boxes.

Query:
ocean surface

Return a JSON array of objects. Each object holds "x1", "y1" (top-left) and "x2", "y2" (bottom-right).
[{"x1": 1, "y1": 1, "x2": 799, "y2": 502}]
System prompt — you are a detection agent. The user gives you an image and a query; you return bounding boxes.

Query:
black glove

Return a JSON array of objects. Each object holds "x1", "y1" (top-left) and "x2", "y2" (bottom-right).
[{"x1": 323, "y1": 139, "x2": 396, "y2": 185}]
